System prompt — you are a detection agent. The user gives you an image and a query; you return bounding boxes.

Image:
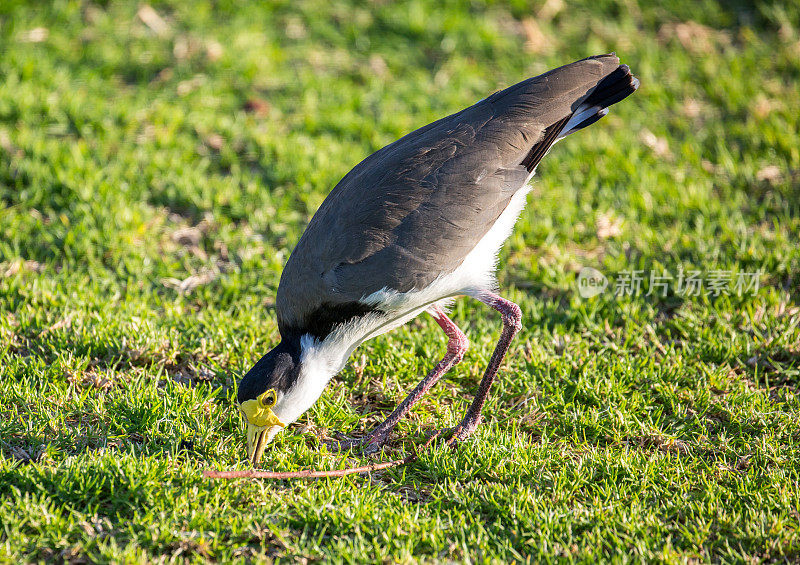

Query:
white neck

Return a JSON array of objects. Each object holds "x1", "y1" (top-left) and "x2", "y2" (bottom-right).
[
  {"x1": 272, "y1": 330, "x2": 359, "y2": 426},
  {"x1": 275, "y1": 304, "x2": 436, "y2": 426}
]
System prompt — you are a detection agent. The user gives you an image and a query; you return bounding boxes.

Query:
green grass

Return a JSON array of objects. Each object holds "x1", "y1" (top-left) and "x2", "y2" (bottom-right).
[{"x1": 1, "y1": 0, "x2": 799, "y2": 562}]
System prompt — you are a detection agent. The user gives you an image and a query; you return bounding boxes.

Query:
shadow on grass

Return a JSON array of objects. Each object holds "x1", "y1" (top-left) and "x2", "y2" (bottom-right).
[
  {"x1": 0, "y1": 454, "x2": 172, "y2": 523},
  {"x1": 1, "y1": 431, "x2": 203, "y2": 466}
]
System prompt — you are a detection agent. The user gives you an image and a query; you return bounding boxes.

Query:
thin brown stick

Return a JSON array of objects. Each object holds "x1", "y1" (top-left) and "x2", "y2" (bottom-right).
[{"x1": 203, "y1": 429, "x2": 444, "y2": 480}]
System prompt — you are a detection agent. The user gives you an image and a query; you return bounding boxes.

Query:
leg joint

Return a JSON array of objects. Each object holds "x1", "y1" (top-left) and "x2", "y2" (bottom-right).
[
  {"x1": 502, "y1": 301, "x2": 523, "y2": 332},
  {"x1": 476, "y1": 291, "x2": 523, "y2": 332},
  {"x1": 447, "y1": 332, "x2": 469, "y2": 363}
]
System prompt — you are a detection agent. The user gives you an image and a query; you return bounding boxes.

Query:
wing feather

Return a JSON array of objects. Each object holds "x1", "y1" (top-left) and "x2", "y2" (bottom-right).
[{"x1": 277, "y1": 54, "x2": 635, "y2": 332}]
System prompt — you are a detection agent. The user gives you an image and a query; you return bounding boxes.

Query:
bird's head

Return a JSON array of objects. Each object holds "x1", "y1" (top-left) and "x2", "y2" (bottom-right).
[{"x1": 236, "y1": 339, "x2": 303, "y2": 465}]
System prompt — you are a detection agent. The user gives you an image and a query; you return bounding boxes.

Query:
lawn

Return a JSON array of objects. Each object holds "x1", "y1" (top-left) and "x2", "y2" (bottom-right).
[{"x1": 1, "y1": 0, "x2": 799, "y2": 562}]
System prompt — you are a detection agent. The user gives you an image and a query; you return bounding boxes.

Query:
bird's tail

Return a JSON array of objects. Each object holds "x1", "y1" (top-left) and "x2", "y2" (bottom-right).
[
  {"x1": 518, "y1": 56, "x2": 639, "y2": 172},
  {"x1": 559, "y1": 64, "x2": 640, "y2": 138}
]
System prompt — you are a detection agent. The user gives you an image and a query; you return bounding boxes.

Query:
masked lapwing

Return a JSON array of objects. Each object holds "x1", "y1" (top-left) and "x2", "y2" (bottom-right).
[{"x1": 236, "y1": 54, "x2": 639, "y2": 465}]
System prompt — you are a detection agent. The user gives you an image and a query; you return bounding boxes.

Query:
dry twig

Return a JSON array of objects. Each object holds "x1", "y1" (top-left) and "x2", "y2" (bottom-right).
[{"x1": 204, "y1": 430, "x2": 443, "y2": 480}]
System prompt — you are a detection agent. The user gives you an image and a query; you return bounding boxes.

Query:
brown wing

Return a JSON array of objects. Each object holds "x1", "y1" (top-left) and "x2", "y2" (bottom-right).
[{"x1": 277, "y1": 54, "x2": 637, "y2": 334}]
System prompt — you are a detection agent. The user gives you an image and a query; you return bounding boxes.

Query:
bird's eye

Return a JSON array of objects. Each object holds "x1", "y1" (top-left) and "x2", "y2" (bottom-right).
[{"x1": 261, "y1": 390, "x2": 276, "y2": 407}]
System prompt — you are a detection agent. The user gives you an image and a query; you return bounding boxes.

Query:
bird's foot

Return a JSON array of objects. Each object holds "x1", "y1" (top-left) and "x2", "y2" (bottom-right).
[
  {"x1": 413, "y1": 422, "x2": 477, "y2": 451},
  {"x1": 444, "y1": 416, "x2": 481, "y2": 447},
  {"x1": 327, "y1": 428, "x2": 391, "y2": 455}
]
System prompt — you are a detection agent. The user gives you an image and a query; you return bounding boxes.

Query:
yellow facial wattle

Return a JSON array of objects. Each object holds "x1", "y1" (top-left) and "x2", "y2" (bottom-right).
[
  {"x1": 239, "y1": 395, "x2": 285, "y2": 428},
  {"x1": 239, "y1": 390, "x2": 286, "y2": 466}
]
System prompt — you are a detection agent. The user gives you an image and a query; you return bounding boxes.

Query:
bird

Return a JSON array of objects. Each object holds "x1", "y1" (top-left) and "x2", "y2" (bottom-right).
[{"x1": 236, "y1": 54, "x2": 639, "y2": 466}]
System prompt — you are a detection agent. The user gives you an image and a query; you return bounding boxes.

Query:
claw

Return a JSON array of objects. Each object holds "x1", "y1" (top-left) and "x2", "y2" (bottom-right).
[
  {"x1": 326, "y1": 429, "x2": 390, "y2": 454},
  {"x1": 444, "y1": 420, "x2": 479, "y2": 447}
]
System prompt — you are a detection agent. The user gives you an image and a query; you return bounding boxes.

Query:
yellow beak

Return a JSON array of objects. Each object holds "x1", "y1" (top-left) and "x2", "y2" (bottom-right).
[
  {"x1": 246, "y1": 423, "x2": 270, "y2": 466},
  {"x1": 240, "y1": 400, "x2": 286, "y2": 466}
]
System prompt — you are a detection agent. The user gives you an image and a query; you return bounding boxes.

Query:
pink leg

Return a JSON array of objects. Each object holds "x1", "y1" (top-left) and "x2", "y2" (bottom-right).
[
  {"x1": 337, "y1": 305, "x2": 468, "y2": 452},
  {"x1": 448, "y1": 290, "x2": 522, "y2": 444}
]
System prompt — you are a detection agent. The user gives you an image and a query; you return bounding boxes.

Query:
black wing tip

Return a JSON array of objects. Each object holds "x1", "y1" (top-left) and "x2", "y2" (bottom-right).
[
  {"x1": 520, "y1": 60, "x2": 638, "y2": 171},
  {"x1": 582, "y1": 63, "x2": 640, "y2": 109},
  {"x1": 617, "y1": 64, "x2": 641, "y2": 92}
]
